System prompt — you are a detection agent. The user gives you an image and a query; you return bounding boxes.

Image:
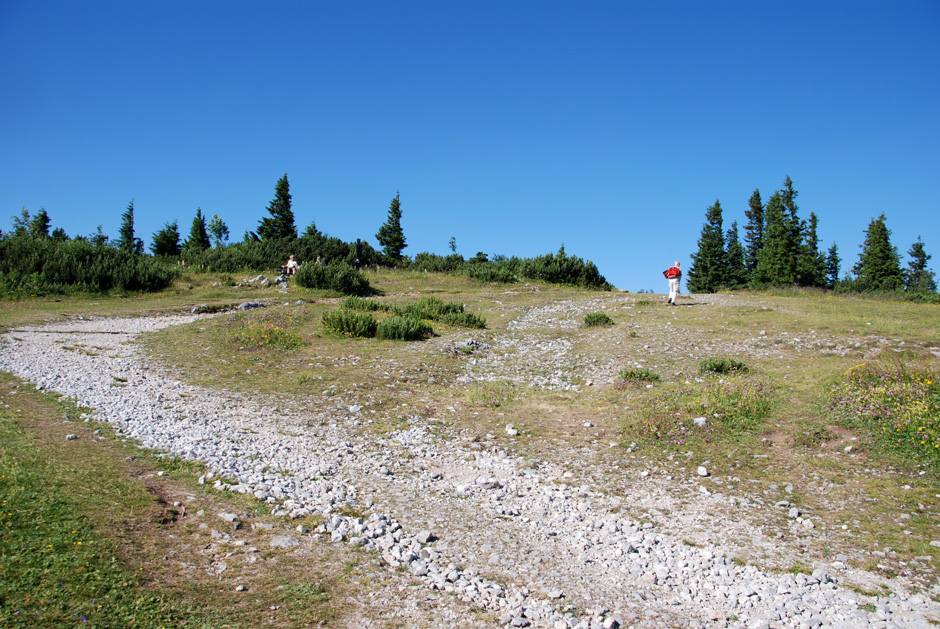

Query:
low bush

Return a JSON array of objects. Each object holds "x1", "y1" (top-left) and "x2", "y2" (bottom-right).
[
  {"x1": 827, "y1": 361, "x2": 939, "y2": 469},
  {"x1": 584, "y1": 312, "x2": 614, "y2": 327},
  {"x1": 699, "y1": 357, "x2": 749, "y2": 374},
  {"x1": 618, "y1": 367, "x2": 660, "y2": 383},
  {"x1": 295, "y1": 263, "x2": 371, "y2": 296},
  {"x1": 321, "y1": 310, "x2": 377, "y2": 338},
  {"x1": 440, "y1": 311, "x2": 487, "y2": 329},
  {"x1": 342, "y1": 296, "x2": 390, "y2": 312},
  {"x1": 376, "y1": 315, "x2": 433, "y2": 341}
]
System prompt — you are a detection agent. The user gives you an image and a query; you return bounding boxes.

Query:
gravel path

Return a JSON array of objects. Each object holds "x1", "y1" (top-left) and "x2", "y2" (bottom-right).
[{"x1": 2, "y1": 310, "x2": 938, "y2": 628}]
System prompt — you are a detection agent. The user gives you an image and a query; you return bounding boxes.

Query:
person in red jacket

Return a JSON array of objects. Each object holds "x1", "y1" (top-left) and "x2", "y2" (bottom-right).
[{"x1": 664, "y1": 261, "x2": 681, "y2": 305}]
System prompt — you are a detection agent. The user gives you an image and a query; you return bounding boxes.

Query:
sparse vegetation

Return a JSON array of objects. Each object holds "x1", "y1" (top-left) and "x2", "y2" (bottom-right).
[{"x1": 699, "y1": 357, "x2": 749, "y2": 374}]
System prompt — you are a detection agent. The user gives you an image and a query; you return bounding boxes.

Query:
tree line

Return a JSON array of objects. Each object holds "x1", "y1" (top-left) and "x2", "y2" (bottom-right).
[
  {"x1": 1, "y1": 174, "x2": 611, "y2": 294},
  {"x1": 687, "y1": 176, "x2": 936, "y2": 297}
]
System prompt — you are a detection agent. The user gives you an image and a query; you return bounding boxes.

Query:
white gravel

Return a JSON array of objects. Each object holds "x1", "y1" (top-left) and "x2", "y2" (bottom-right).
[{"x1": 2, "y1": 312, "x2": 938, "y2": 628}]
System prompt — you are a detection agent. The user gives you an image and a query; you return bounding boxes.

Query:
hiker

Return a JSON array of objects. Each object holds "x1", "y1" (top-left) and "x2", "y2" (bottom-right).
[
  {"x1": 664, "y1": 261, "x2": 681, "y2": 305},
  {"x1": 281, "y1": 254, "x2": 299, "y2": 276}
]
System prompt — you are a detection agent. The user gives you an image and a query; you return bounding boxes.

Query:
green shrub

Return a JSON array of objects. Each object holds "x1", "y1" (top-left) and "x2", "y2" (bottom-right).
[
  {"x1": 321, "y1": 310, "x2": 377, "y2": 338},
  {"x1": 342, "y1": 296, "x2": 390, "y2": 312},
  {"x1": 618, "y1": 367, "x2": 660, "y2": 383},
  {"x1": 699, "y1": 357, "x2": 749, "y2": 374},
  {"x1": 584, "y1": 312, "x2": 614, "y2": 327},
  {"x1": 376, "y1": 315, "x2": 433, "y2": 341},
  {"x1": 229, "y1": 312, "x2": 305, "y2": 350},
  {"x1": 295, "y1": 263, "x2": 371, "y2": 296},
  {"x1": 394, "y1": 296, "x2": 463, "y2": 319},
  {"x1": 440, "y1": 311, "x2": 487, "y2": 329}
]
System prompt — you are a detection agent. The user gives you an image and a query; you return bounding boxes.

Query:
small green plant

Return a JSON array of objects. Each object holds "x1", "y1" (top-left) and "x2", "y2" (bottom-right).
[
  {"x1": 635, "y1": 300, "x2": 653, "y2": 307},
  {"x1": 699, "y1": 357, "x2": 749, "y2": 374},
  {"x1": 376, "y1": 315, "x2": 433, "y2": 341},
  {"x1": 295, "y1": 263, "x2": 371, "y2": 296},
  {"x1": 618, "y1": 367, "x2": 660, "y2": 383},
  {"x1": 583, "y1": 312, "x2": 614, "y2": 327},
  {"x1": 321, "y1": 310, "x2": 377, "y2": 338}
]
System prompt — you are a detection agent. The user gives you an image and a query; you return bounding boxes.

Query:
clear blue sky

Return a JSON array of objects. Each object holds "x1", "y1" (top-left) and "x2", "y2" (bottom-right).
[{"x1": 2, "y1": 1, "x2": 938, "y2": 291}]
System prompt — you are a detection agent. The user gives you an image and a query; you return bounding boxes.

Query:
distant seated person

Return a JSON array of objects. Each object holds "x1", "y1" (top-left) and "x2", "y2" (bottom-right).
[{"x1": 281, "y1": 254, "x2": 299, "y2": 276}]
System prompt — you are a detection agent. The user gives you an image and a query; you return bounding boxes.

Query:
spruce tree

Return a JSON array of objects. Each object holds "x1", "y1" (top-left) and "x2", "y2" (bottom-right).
[
  {"x1": 687, "y1": 200, "x2": 726, "y2": 293},
  {"x1": 796, "y1": 212, "x2": 826, "y2": 287},
  {"x1": 302, "y1": 220, "x2": 320, "y2": 238},
  {"x1": 725, "y1": 221, "x2": 748, "y2": 289},
  {"x1": 183, "y1": 208, "x2": 211, "y2": 253},
  {"x1": 257, "y1": 173, "x2": 297, "y2": 241},
  {"x1": 376, "y1": 191, "x2": 407, "y2": 261},
  {"x1": 853, "y1": 213, "x2": 903, "y2": 291},
  {"x1": 743, "y1": 188, "x2": 763, "y2": 273},
  {"x1": 904, "y1": 237, "x2": 937, "y2": 293},
  {"x1": 825, "y1": 243, "x2": 841, "y2": 289},
  {"x1": 30, "y1": 208, "x2": 51, "y2": 238},
  {"x1": 117, "y1": 200, "x2": 144, "y2": 254},
  {"x1": 754, "y1": 191, "x2": 796, "y2": 285},
  {"x1": 151, "y1": 221, "x2": 182, "y2": 257}
]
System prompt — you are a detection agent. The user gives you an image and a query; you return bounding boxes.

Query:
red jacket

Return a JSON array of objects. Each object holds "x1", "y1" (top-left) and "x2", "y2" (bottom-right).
[{"x1": 664, "y1": 266, "x2": 681, "y2": 279}]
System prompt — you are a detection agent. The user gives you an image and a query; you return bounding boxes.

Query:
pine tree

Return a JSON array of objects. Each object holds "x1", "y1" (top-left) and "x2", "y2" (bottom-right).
[
  {"x1": 796, "y1": 212, "x2": 826, "y2": 287},
  {"x1": 151, "y1": 221, "x2": 182, "y2": 257},
  {"x1": 11, "y1": 207, "x2": 31, "y2": 236},
  {"x1": 208, "y1": 214, "x2": 229, "y2": 248},
  {"x1": 302, "y1": 220, "x2": 320, "y2": 238},
  {"x1": 257, "y1": 173, "x2": 297, "y2": 241},
  {"x1": 754, "y1": 191, "x2": 796, "y2": 285},
  {"x1": 376, "y1": 191, "x2": 407, "y2": 261},
  {"x1": 825, "y1": 243, "x2": 841, "y2": 289},
  {"x1": 725, "y1": 221, "x2": 748, "y2": 289},
  {"x1": 853, "y1": 213, "x2": 903, "y2": 291},
  {"x1": 90, "y1": 225, "x2": 109, "y2": 247},
  {"x1": 117, "y1": 200, "x2": 144, "y2": 254},
  {"x1": 51, "y1": 227, "x2": 69, "y2": 242},
  {"x1": 904, "y1": 237, "x2": 937, "y2": 293},
  {"x1": 183, "y1": 207, "x2": 211, "y2": 253},
  {"x1": 30, "y1": 208, "x2": 51, "y2": 238},
  {"x1": 687, "y1": 200, "x2": 726, "y2": 293},
  {"x1": 743, "y1": 188, "x2": 763, "y2": 273}
]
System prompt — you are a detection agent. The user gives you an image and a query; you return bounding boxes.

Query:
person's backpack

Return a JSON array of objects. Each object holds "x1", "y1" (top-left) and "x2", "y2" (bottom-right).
[{"x1": 663, "y1": 267, "x2": 681, "y2": 279}]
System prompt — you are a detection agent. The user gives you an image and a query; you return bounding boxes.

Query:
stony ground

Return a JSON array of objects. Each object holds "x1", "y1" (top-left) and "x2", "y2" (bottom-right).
[{"x1": 1, "y1": 291, "x2": 938, "y2": 628}]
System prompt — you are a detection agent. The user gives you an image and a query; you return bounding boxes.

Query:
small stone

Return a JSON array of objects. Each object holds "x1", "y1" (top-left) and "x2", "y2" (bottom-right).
[
  {"x1": 697, "y1": 466, "x2": 709, "y2": 477},
  {"x1": 416, "y1": 530, "x2": 434, "y2": 544},
  {"x1": 547, "y1": 590, "x2": 564, "y2": 599},
  {"x1": 801, "y1": 518, "x2": 815, "y2": 529},
  {"x1": 788, "y1": 507, "x2": 800, "y2": 519},
  {"x1": 506, "y1": 424, "x2": 519, "y2": 436},
  {"x1": 693, "y1": 417, "x2": 707, "y2": 427},
  {"x1": 66, "y1": 434, "x2": 77, "y2": 440},
  {"x1": 235, "y1": 584, "x2": 246, "y2": 592},
  {"x1": 269, "y1": 535, "x2": 299, "y2": 548},
  {"x1": 219, "y1": 512, "x2": 238, "y2": 523}
]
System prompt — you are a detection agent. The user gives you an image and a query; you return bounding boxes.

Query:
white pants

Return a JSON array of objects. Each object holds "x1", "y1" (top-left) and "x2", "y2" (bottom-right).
[{"x1": 668, "y1": 278, "x2": 680, "y2": 304}]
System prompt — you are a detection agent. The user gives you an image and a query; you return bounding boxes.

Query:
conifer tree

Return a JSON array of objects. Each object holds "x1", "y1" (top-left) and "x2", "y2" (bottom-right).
[
  {"x1": 825, "y1": 243, "x2": 841, "y2": 289},
  {"x1": 302, "y1": 220, "x2": 320, "y2": 238},
  {"x1": 376, "y1": 191, "x2": 407, "y2": 261},
  {"x1": 30, "y1": 208, "x2": 51, "y2": 238},
  {"x1": 754, "y1": 191, "x2": 796, "y2": 285},
  {"x1": 853, "y1": 213, "x2": 902, "y2": 291},
  {"x1": 183, "y1": 207, "x2": 211, "y2": 252},
  {"x1": 151, "y1": 220, "x2": 182, "y2": 257},
  {"x1": 725, "y1": 221, "x2": 748, "y2": 289},
  {"x1": 904, "y1": 237, "x2": 937, "y2": 293},
  {"x1": 687, "y1": 200, "x2": 726, "y2": 293},
  {"x1": 796, "y1": 212, "x2": 826, "y2": 287},
  {"x1": 257, "y1": 173, "x2": 297, "y2": 241},
  {"x1": 743, "y1": 188, "x2": 763, "y2": 273},
  {"x1": 117, "y1": 201, "x2": 144, "y2": 254}
]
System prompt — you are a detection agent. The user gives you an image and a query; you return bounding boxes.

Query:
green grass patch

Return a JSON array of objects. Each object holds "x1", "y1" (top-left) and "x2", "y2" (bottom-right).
[
  {"x1": 826, "y1": 359, "x2": 940, "y2": 470},
  {"x1": 617, "y1": 367, "x2": 660, "y2": 384},
  {"x1": 228, "y1": 311, "x2": 306, "y2": 350}
]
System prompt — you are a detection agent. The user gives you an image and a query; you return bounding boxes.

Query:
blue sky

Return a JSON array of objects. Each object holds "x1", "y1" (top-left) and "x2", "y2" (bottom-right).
[{"x1": 2, "y1": 1, "x2": 938, "y2": 291}]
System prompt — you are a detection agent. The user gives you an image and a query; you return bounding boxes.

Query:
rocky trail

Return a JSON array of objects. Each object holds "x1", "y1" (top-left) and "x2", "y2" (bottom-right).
[{"x1": 1, "y1": 295, "x2": 938, "y2": 628}]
